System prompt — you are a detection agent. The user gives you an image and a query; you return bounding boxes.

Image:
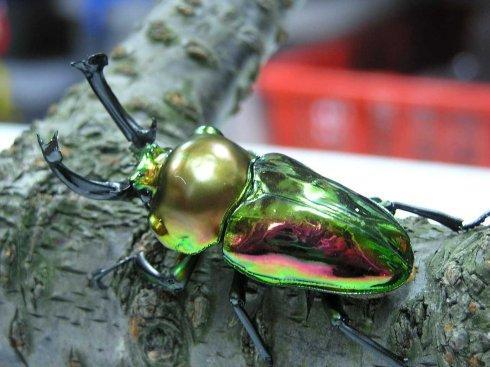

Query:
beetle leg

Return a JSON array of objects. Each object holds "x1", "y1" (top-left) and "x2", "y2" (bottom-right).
[
  {"x1": 37, "y1": 133, "x2": 136, "y2": 200},
  {"x1": 305, "y1": 290, "x2": 315, "y2": 322},
  {"x1": 71, "y1": 53, "x2": 156, "y2": 148},
  {"x1": 378, "y1": 200, "x2": 490, "y2": 231},
  {"x1": 134, "y1": 252, "x2": 198, "y2": 293},
  {"x1": 322, "y1": 296, "x2": 407, "y2": 367},
  {"x1": 229, "y1": 271, "x2": 273, "y2": 366},
  {"x1": 89, "y1": 253, "x2": 138, "y2": 289},
  {"x1": 372, "y1": 198, "x2": 467, "y2": 232},
  {"x1": 90, "y1": 251, "x2": 198, "y2": 294},
  {"x1": 461, "y1": 210, "x2": 490, "y2": 230}
]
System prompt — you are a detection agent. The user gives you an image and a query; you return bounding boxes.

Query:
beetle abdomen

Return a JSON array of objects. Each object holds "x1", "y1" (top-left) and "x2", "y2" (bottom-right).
[{"x1": 222, "y1": 154, "x2": 413, "y2": 294}]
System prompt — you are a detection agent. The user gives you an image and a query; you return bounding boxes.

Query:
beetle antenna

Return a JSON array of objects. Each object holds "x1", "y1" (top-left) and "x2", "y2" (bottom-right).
[
  {"x1": 71, "y1": 53, "x2": 156, "y2": 149},
  {"x1": 37, "y1": 132, "x2": 137, "y2": 200}
]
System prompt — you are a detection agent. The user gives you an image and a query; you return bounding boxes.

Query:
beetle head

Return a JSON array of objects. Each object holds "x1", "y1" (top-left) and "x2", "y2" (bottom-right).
[{"x1": 130, "y1": 144, "x2": 171, "y2": 206}]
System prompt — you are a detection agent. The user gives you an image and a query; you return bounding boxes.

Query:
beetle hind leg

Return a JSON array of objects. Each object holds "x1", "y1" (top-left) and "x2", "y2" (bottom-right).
[
  {"x1": 72, "y1": 53, "x2": 156, "y2": 148},
  {"x1": 461, "y1": 210, "x2": 490, "y2": 230},
  {"x1": 371, "y1": 198, "x2": 490, "y2": 232},
  {"x1": 229, "y1": 271, "x2": 273, "y2": 366},
  {"x1": 322, "y1": 296, "x2": 407, "y2": 367}
]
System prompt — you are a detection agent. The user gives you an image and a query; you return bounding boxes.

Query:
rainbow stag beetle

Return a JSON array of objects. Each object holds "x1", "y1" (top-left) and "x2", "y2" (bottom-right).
[{"x1": 38, "y1": 54, "x2": 490, "y2": 367}]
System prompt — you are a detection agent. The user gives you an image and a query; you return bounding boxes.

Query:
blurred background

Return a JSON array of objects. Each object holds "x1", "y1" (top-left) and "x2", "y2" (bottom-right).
[
  {"x1": 0, "y1": 0, "x2": 490, "y2": 166},
  {"x1": 0, "y1": 0, "x2": 488, "y2": 219},
  {"x1": 1, "y1": 0, "x2": 490, "y2": 167}
]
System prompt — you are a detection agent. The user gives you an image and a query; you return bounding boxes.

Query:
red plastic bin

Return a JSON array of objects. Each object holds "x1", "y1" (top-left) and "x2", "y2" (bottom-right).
[{"x1": 258, "y1": 42, "x2": 490, "y2": 167}]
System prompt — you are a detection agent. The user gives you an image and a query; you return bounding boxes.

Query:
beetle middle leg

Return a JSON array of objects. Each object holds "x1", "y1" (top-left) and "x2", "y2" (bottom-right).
[
  {"x1": 229, "y1": 271, "x2": 273, "y2": 366},
  {"x1": 322, "y1": 295, "x2": 407, "y2": 367},
  {"x1": 90, "y1": 251, "x2": 198, "y2": 294},
  {"x1": 371, "y1": 198, "x2": 490, "y2": 232}
]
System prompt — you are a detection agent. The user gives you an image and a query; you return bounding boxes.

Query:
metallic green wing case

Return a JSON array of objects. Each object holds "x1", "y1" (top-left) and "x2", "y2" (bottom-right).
[{"x1": 222, "y1": 153, "x2": 414, "y2": 294}]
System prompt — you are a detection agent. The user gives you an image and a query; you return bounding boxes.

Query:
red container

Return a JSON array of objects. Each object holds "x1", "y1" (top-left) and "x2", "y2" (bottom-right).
[{"x1": 258, "y1": 42, "x2": 490, "y2": 166}]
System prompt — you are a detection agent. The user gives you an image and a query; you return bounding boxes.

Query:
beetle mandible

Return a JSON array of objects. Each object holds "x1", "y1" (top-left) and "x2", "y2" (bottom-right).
[{"x1": 37, "y1": 54, "x2": 490, "y2": 367}]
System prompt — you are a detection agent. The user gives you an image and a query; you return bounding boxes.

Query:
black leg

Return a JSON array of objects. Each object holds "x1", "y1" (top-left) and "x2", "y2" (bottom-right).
[
  {"x1": 89, "y1": 253, "x2": 136, "y2": 289},
  {"x1": 229, "y1": 271, "x2": 273, "y2": 366},
  {"x1": 135, "y1": 252, "x2": 198, "y2": 293},
  {"x1": 372, "y1": 198, "x2": 489, "y2": 232},
  {"x1": 90, "y1": 251, "x2": 198, "y2": 294},
  {"x1": 461, "y1": 210, "x2": 490, "y2": 230},
  {"x1": 305, "y1": 290, "x2": 315, "y2": 322},
  {"x1": 71, "y1": 53, "x2": 156, "y2": 148},
  {"x1": 322, "y1": 296, "x2": 407, "y2": 367},
  {"x1": 37, "y1": 132, "x2": 136, "y2": 200}
]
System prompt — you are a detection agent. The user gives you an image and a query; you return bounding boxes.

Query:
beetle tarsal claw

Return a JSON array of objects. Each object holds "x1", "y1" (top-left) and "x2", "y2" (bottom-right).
[
  {"x1": 88, "y1": 268, "x2": 110, "y2": 290},
  {"x1": 71, "y1": 53, "x2": 108, "y2": 75},
  {"x1": 37, "y1": 132, "x2": 63, "y2": 163},
  {"x1": 87, "y1": 53, "x2": 108, "y2": 67},
  {"x1": 150, "y1": 117, "x2": 157, "y2": 131},
  {"x1": 147, "y1": 117, "x2": 157, "y2": 140}
]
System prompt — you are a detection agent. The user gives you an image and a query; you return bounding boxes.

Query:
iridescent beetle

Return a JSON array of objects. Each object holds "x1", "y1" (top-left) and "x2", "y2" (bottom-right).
[{"x1": 38, "y1": 54, "x2": 490, "y2": 367}]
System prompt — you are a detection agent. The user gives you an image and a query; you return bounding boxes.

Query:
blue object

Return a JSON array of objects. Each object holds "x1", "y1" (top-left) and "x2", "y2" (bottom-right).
[{"x1": 83, "y1": 0, "x2": 152, "y2": 38}]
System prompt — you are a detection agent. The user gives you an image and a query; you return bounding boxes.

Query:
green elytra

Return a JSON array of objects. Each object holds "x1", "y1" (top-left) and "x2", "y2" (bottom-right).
[{"x1": 132, "y1": 125, "x2": 413, "y2": 295}]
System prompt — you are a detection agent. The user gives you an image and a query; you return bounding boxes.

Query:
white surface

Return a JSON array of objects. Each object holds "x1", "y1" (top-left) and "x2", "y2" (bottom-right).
[
  {"x1": 0, "y1": 124, "x2": 29, "y2": 150},
  {"x1": 1, "y1": 123, "x2": 488, "y2": 224},
  {"x1": 244, "y1": 144, "x2": 490, "y2": 223},
  {"x1": 284, "y1": 0, "x2": 404, "y2": 44}
]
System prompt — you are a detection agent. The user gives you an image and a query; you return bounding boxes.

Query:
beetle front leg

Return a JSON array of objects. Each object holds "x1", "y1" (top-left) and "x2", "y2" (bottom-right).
[
  {"x1": 90, "y1": 251, "x2": 198, "y2": 294},
  {"x1": 229, "y1": 271, "x2": 273, "y2": 366},
  {"x1": 135, "y1": 252, "x2": 198, "y2": 293},
  {"x1": 371, "y1": 198, "x2": 489, "y2": 232},
  {"x1": 322, "y1": 296, "x2": 407, "y2": 367}
]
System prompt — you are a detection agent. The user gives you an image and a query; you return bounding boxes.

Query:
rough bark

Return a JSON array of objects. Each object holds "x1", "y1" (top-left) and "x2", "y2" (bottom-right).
[{"x1": 0, "y1": 1, "x2": 488, "y2": 367}]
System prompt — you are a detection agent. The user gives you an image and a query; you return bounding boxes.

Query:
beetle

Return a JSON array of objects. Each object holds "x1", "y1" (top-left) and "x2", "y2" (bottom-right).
[{"x1": 38, "y1": 54, "x2": 489, "y2": 367}]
